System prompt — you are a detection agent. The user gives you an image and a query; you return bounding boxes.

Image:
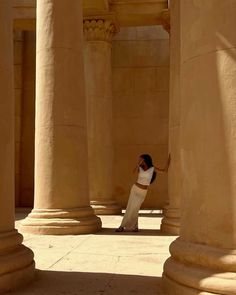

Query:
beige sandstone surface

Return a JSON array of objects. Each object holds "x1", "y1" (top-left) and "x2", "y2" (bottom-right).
[
  {"x1": 20, "y1": 0, "x2": 102, "y2": 235},
  {"x1": 112, "y1": 25, "x2": 170, "y2": 210},
  {"x1": 163, "y1": 1, "x2": 236, "y2": 294},
  {"x1": 13, "y1": 210, "x2": 175, "y2": 295},
  {"x1": 14, "y1": 23, "x2": 170, "y2": 211},
  {"x1": 4, "y1": 0, "x2": 236, "y2": 294},
  {"x1": 0, "y1": 2, "x2": 35, "y2": 292}
]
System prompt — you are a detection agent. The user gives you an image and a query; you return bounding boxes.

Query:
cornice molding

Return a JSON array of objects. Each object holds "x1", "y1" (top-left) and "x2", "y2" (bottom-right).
[{"x1": 161, "y1": 8, "x2": 170, "y2": 34}]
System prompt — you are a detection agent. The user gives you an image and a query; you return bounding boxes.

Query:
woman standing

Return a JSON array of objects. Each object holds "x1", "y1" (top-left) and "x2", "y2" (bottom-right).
[{"x1": 116, "y1": 154, "x2": 170, "y2": 232}]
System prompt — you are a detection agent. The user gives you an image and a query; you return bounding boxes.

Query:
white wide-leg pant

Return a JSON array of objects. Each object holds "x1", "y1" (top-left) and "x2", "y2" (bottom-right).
[{"x1": 121, "y1": 184, "x2": 147, "y2": 230}]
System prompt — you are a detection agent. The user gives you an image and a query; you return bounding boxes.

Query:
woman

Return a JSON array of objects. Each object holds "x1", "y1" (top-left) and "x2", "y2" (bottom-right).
[{"x1": 116, "y1": 154, "x2": 170, "y2": 232}]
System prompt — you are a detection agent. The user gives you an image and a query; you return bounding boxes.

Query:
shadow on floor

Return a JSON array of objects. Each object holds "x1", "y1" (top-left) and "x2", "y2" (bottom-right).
[
  {"x1": 138, "y1": 212, "x2": 163, "y2": 218},
  {"x1": 12, "y1": 270, "x2": 163, "y2": 295},
  {"x1": 95, "y1": 228, "x2": 175, "y2": 237},
  {"x1": 15, "y1": 208, "x2": 31, "y2": 221},
  {"x1": 15, "y1": 210, "x2": 175, "y2": 237},
  {"x1": 119, "y1": 213, "x2": 163, "y2": 218}
]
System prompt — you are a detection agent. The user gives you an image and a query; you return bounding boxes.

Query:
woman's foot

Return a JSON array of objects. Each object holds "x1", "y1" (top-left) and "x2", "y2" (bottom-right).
[
  {"x1": 115, "y1": 226, "x2": 124, "y2": 232},
  {"x1": 132, "y1": 228, "x2": 139, "y2": 232}
]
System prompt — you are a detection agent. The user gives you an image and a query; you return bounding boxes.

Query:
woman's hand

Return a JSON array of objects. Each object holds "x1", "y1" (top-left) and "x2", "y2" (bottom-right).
[
  {"x1": 133, "y1": 159, "x2": 143, "y2": 173},
  {"x1": 138, "y1": 159, "x2": 144, "y2": 166},
  {"x1": 164, "y1": 154, "x2": 171, "y2": 172}
]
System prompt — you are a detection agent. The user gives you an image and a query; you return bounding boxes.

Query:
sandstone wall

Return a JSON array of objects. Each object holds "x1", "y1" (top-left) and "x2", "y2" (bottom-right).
[{"x1": 112, "y1": 26, "x2": 170, "y2": 209}]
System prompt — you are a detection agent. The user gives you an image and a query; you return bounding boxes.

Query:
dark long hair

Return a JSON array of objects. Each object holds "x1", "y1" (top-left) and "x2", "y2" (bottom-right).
[{"x1": 140, "y1": 154, "x2": 156, "y2": 184}]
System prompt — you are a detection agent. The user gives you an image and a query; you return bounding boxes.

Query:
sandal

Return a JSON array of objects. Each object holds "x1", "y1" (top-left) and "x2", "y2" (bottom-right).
[{"x1": 115, "y1": 226, "x2": 124, "y2": 232}]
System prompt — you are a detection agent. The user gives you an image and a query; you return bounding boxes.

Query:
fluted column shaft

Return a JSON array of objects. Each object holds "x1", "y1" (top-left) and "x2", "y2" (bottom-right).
[
  {"x1": 0, "y1": 1, "x2": 34, "y2": 292},
  {"x1": 21, "y1": 0, "x2": 101, "y2": 234},
  {"x1": 161, "y1": 3, "x2": 181, "y2": 235},
  {"x1": 163, "y1": 1, "x2": 236, "y2": 294},
  {"x1": 84, "y1": 19, "x2": 121, "y2": 215}
]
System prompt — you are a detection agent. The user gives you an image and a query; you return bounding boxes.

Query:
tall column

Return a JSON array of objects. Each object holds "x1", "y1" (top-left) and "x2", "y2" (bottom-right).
[
  {"x1": 161, "y1": 3, "x2": 181, "y2": 235},
  {"x1": 20, "y1": 31, "x2": 36, "y2": 207},
  {"x1": 21, "y1": 0, "x2": 101, "y2": 235},
  {"x1": 163, "y1": 1, "x2": 236, "y2": 294},
  {"x1": 14, "y1": 31, "x2": 23, "y2": 207},
  {"x1": 0, "y1": 1, "x2": 35, "y2": 292},
  {"x1": 83, "y1": 18, "x2": 121, "y2": 215}
]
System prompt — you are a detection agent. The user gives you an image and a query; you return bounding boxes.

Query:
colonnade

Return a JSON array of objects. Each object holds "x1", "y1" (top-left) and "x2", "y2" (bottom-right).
[
  {"x1": 2, "y1": 0, "x2": 236, "y2": 294},
  {"x1": 19, "y1": 1, "x2": 122, "y2": 233}
]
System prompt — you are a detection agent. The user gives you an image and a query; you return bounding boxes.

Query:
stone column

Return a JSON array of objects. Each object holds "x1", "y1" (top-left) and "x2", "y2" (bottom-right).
[
  {"x1": 20, "y1": 31, "x2": 36, "y2": 207},
  {"x1": 21, "y1": 0, "x2": 101, "y2": 235},
  {"x1": 14, "y1": 31, "x2": 24, "y2": 207},
  {"x1": 163, "y1": 1, "x2": 236, "y2": 294},
  {"x1": 0, "y1": 1, "x2": 35, "y2": 292},
  {"x1": 83, "y1": 18, "x2": 121, "y2": 215},
  {"x1": 161, "y1": 4, "x2": 181, "y2": 235}
]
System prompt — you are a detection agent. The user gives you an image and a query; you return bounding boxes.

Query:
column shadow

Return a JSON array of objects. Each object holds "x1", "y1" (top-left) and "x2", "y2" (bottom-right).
[
  {"x1": 119, "y1": 212, "x2": 164, "y2": 218},
  {"x1": 95, "y1": 228, "x2": 175, "y2": 237},
  {"x1": 12, "y1": 270, "x2": 164, "y2": 295}
]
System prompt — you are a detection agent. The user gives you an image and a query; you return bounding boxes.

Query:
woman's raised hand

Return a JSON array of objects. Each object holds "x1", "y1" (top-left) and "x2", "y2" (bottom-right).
[
  {"x1": 164, "y1": 154, "x2": 171, "y2": 172},
  {"x1": 138, "y1": 159, "x2": 144, "y2": 166}
]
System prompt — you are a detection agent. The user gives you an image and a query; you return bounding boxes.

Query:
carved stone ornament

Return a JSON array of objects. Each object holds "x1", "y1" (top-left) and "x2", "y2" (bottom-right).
[{"x1": 83, "y1": 19, "x2": 117, "y2": 42}]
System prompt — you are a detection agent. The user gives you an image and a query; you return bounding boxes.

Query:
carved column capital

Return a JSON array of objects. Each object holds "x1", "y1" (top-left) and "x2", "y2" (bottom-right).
[{"x1": 83, "y1": 18, "x2": 118, "y2": 42}]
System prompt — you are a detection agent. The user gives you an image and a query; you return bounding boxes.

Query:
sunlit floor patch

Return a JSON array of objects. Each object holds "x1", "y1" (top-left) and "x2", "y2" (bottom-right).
[{"x1": 13, "y1": 210, "x2": 176, "y2": 295}]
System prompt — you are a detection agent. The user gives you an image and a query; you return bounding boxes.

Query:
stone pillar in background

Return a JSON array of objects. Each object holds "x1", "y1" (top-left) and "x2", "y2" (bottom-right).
[
  {"x1": 0, "y1": 1, "x2": 35, "y2": 291},
  {"x1": 21, "y1": 0, "x2": 101, "y2": 235},
  {"x1": 14, "y1": 31, "x2": 23, "y2": 207},
  {"x1": 19, "y1": 31, "x2": 36, "y2": 207},
  {"x1": 161, "y1": 3, "x2": 181, "y2": 235},
  {"x1": 84, "y1": 18, "x2": 121, "y2": 215},
  {"x1": 163, "y1": 1, "x2": 236, "y2": 294}
]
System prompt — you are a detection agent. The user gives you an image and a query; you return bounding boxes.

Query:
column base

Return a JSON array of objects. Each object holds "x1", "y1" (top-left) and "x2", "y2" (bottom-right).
[
  {"x1": 163, "y1": 275, "x2": 216, "y2": 295},
  {"x1": 20, "y1": 207, "x2": 102, "y2": 235},
  {"x1": 90, "y1": 200, "x2": 122, "y2": 215},
  {"x1": 0, "y1": 230, "x2": 35, "y2": 293},
  {"x1": 161, "y1": 206, "x2": 180, "y2": 235},
  {"x1": 163, "y1": 237, "x2": 236, "y2": 295}
]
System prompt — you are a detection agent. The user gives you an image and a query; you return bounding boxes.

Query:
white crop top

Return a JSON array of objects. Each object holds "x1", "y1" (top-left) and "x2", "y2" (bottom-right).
[{"x1": 137, "y1": 166, "x2": 155, "y2": 186}]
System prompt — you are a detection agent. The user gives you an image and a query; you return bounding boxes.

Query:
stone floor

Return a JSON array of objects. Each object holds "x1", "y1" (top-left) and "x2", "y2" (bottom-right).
[{"x1": 13, "y1": 210, "x2": 176, "y2": 295}]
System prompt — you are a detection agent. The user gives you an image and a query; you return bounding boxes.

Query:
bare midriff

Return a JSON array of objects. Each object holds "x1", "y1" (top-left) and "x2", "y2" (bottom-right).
[{"x1": 135, "y1": 182, "x2": 148, "y2": 190}]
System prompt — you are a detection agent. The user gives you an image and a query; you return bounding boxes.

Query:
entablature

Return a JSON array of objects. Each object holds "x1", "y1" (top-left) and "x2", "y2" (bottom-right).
[
  {"x1": 13, "y1": 0, "x2": 36, "y2": 30},
  {"x1": 13, "y1": 0, "x2": 168, "y2": 30},
  {"x1": 109, "y1": 0, "x2": 167, "y2": 26}
]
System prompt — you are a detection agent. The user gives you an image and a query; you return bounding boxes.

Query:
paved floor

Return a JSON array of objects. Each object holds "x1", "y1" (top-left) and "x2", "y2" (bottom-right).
[{"x1": 13, "y1": 210, "x2": 176, "y2": 295}]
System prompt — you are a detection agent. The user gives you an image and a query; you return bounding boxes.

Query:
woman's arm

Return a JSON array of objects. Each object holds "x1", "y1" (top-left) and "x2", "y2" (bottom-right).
[
  {"x1": 133, "y1": 159, "x2": 144, "y2": 174},
  {"x1": 155, "y1": 154, "x2": 171, "y2": 173},
  {"x1": 155, "y1": 166, "x2": 166, "y2": 172}
]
